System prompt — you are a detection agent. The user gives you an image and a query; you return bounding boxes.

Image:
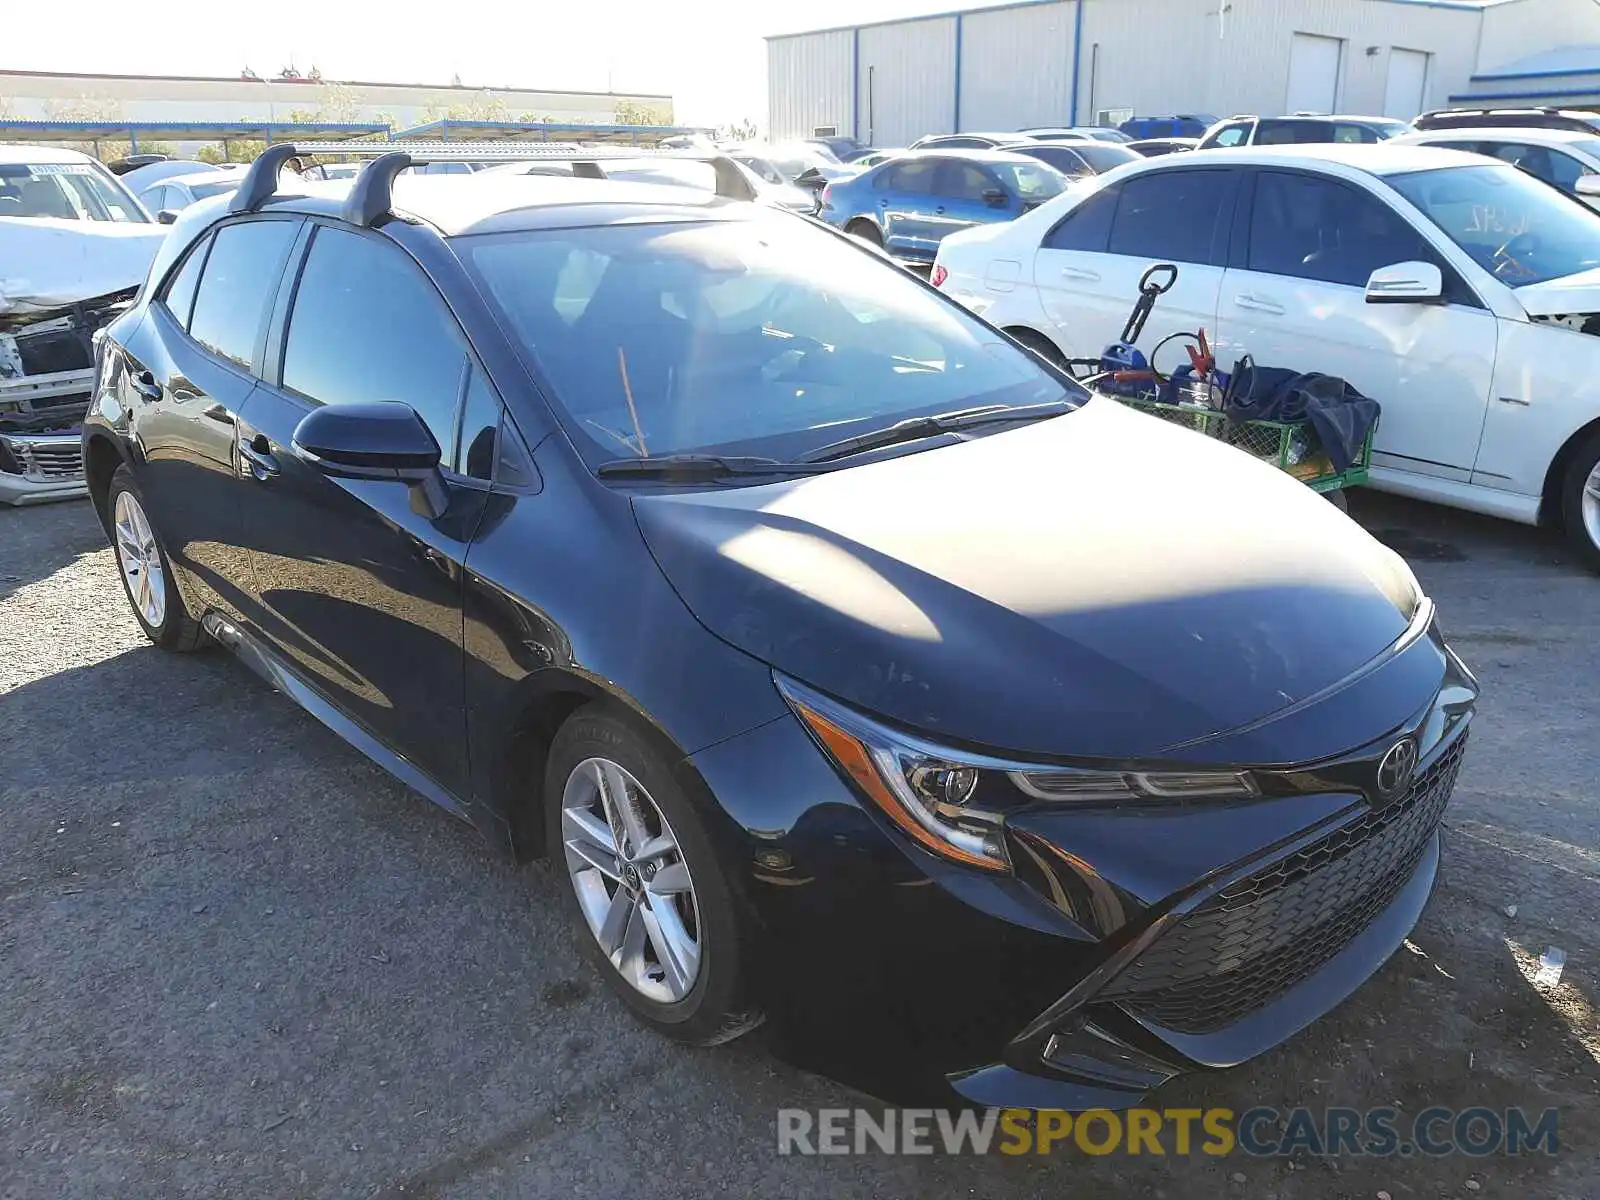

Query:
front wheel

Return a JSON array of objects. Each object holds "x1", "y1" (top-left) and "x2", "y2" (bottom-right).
[
  {"x1": 106, "y1": 466, "x2": 205, "y2": 651},
  {"x1": 1558, "y1": 430, "x2": 1600, "y2": 571},
  {"x1": 545, "y1": 705, "x2": 763, "y2": 1046}
]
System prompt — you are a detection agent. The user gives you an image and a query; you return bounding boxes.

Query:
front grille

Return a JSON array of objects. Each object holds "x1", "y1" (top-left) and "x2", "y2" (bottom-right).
[
  {"x1": 1106, "y1": 731, "x2": 1468, "y2": 1034},
  {"x1": 2, "y1": 436, "x2": 85, "y2": 482}
]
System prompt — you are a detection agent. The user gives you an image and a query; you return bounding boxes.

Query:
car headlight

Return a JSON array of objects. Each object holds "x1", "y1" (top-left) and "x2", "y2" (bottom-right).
[{"x1": 775, "y1": 675, "x2": 1257, "y2": 873}]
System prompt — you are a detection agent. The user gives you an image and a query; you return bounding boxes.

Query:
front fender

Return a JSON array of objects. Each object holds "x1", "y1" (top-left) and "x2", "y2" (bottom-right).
[{"x1": 1477, "y1": 318, "x2": 1600, "y2": 499}]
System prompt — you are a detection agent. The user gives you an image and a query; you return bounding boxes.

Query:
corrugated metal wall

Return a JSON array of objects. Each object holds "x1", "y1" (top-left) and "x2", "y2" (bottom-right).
[
  {"x1": 960, "y1": 2, "x2": 1078, "y2": 131},
  {"x1": 857, "y1": 17, "x2": 960, "y2": 146},
  {"x1": 767, "y1": 30, "x2": 855, "y2": 141},
  {"x1": 767, "y1": 0, "x2": 1548, "y2": 142}
]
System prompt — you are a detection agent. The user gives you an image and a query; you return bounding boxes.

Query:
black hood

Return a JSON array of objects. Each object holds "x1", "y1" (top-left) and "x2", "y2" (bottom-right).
[{"x1": 633, "y1": 397, "x2": 1423, "y2": 762}]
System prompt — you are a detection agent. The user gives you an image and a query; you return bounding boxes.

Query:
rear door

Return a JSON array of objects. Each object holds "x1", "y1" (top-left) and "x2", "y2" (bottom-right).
[
  {"x1": 120, "y1": 216, "x2": 301, "y2": 622},
  {"x1": 878, "y1": 158, "x2": 942, "y2": 258},
  {"x1": 1213, "y1": 168, "x2": 1497, "y2": 479},
  {"x1": 930, "y1": 159, "x2": 1012, "y2": 244},
  {"x1": 1033, "y1": 166, "x2": 1237, "y2": 362},
  {"x1": 233, "y1": 220, "x2": 489, "y2": 798}
]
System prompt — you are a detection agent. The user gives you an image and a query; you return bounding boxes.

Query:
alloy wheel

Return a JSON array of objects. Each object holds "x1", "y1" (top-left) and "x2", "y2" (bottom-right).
[
  {"x1": 1583, "y1": 461, "x2": 1600, "y2": 556},
  {"x1": 113, "y1": 489, "x2": 166, "y2": 629},
  {"x1": 560, "y1": 757, "x2": 702, "y2": 1003}
]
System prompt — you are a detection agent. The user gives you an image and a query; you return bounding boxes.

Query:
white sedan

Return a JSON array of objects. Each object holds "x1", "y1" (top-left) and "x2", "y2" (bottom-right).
[{"x1": 933, "y1": 144, "x2": 1600, "y2": 567}]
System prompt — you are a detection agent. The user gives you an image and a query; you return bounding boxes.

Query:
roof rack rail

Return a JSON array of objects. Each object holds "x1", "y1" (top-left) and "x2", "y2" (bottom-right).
[{"x1": 228, "y1": 141, "x2": 761, "y2": 228}]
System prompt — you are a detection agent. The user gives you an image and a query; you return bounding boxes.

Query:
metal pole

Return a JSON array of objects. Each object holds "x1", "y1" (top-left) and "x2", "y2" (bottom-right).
[{"x1": 130, "y1": 129, "x2": 139, "y2": 154}]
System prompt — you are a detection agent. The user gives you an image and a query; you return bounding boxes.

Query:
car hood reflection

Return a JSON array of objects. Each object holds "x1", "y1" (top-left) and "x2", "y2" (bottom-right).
[{"x1": 633, "y1": 396, "x2": 1420, "y2": 760}]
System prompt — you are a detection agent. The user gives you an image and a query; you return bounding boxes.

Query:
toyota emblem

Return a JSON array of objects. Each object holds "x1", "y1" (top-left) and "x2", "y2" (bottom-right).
[{"x1": 1377, "y1": 737, "x2": 1419, "y2": 800}]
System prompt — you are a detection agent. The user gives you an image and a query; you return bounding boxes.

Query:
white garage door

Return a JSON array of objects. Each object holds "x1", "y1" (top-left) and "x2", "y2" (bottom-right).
[
  {"x1": 1384, "y1": 48, "x2": 1430, "y2": 120},
  {"x1": 1286, "y1": 33, "x2": 1344, "y2": 114}
]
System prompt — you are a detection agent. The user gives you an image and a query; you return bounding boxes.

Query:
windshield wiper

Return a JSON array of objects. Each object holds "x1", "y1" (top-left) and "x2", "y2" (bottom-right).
[
  {"x1": 596, "y1": 453, "x2": 834, "y2": 481},
  {"x1": 798, "y1": 399, "x2": 1075, "y2": 464}
]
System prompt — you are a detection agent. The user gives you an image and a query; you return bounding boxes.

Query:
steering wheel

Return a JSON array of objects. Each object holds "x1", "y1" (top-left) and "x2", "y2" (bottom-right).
[{"x1": 1492, "y1": 231, "x2": 1540, "y2": 281}]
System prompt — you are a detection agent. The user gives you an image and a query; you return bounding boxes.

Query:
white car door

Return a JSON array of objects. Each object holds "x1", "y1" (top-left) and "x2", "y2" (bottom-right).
[
  {"x1": 1032, "y1": 167, "x2": 1238, "y2": 367},
  {"x1": 1212, "y1": 168, "x2": 1498, "y2": 480}
]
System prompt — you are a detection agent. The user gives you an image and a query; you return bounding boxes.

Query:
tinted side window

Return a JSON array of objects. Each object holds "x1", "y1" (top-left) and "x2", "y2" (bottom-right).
[
  {"x1": 1257, "y1": 120, "x2": 1331, "y2": 145},
  {"x1": 1107, "y1": 170, "x2": 1234, "y2": 264},
  {"x1": 1043, "y1": 186, "x2": 1117, "y2": 251},
  {"x1": 456, "y1": 368, "x2": 501, "y2": 481},
  {"x1": 1487, "y1": 142, "x2": 1586, "y2": 192},
  {"x1": 885, "y1": 160, "x2": 938, "y2": 194},
  {"x1": 1333, "y1": 123, "x2": 1382, "y2": 144},
  {"x1": 1248, "y1": 171, "x2": 1432, "y2": 288},
  {"x1": 937, "y1": 161, "x2": 996, "y2": 201},
  {"x1": 160, "y1": 233, "x2": 211, "y2": 329},
  {"x1": 187, "y1": 219, "x2": 298, "y2": 370},
  {"x1": 282, "y1": 225, "x2": 468, "y2": 461}
]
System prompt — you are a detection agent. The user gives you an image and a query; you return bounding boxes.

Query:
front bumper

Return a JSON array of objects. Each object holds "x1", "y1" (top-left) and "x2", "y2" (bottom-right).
[{"x1": 687, "y1": 631, "x2": 1475, "y2": 1110}]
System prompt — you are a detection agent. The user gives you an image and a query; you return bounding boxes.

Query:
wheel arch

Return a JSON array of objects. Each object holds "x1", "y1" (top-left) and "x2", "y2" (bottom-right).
[
  {"x1": 1539, "y1": 415, "x2": 1600, "y2": 527},
  {"x1": 1002, "y1": 324, "x2": 1069, "y2": 365},
  {"x1": 83, "y1": 431, "x2": 128, "y2": 535}
]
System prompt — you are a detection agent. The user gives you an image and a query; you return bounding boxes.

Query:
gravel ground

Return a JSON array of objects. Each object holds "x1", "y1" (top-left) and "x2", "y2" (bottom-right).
[{"x1": 1, "y1": 491, "x2": 1596, "y2": 1199}]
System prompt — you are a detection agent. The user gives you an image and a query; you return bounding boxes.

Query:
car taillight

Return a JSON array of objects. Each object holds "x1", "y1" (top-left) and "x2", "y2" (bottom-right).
[{"x1": 930, "y1": 264, "x2": 948, "y2": 288}]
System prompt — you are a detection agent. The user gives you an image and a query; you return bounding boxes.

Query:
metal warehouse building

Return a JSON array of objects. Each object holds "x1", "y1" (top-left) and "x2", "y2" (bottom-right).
[{"x1": 767, "y1": 0, "x2": 1600, "y2": 145}]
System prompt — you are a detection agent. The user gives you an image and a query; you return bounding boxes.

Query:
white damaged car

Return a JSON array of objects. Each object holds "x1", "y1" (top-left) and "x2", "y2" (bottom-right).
[
  {"x1": 933, "y1": 144, "x2": 1600, "y2": 568},
  {"x1": 1, "y1": 145, "x2": 166, "y2": 504}
]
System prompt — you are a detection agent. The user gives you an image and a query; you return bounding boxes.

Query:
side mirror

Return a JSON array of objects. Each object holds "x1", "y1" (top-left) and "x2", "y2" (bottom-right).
[
  {"x1": 982, "y1": 187, "x2": 1011, "y2": 208},
  {"x1": 1576, "y1": 175, "x2": 1600, "y2": 198},
  {"x1": 292, "y1": 401, "x2": 448, "y2": 518},
  {"x1": 156, "y1": 209, "x2": 179, "y2": 225},
  {"x1": 1365, "y1": 261, "x2": 1444, "y2": 305}
]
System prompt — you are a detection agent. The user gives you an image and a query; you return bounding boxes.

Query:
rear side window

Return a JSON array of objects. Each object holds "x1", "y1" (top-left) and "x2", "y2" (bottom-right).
[
  {"x1": 1333, "y1": 123, "x2": 1383, "y2": 144},
  {"x1": 282, "y1": 225, "x2": 468, "y2": 462},
  {"x1": 160, "y1": 234, "x2": 211, "y2": 329},
  {"x1": 1208, "y1": 123, "x2": 1251, "y2": 148},
  {"x1": 1484, "y1": 142, "x2": 1587, "y2": 193},
  {"x1": 187, "y1": 219, "x2": 299, "y2": 370},
  {"x1": 1043, "y1": 186, "x2": 1118, "y2": 251},
  {"x1": 456, "y1": 368, "x2": 502, "y2": 481},
  {"x1": 1107, "y1": 170, "x2": 1235, "y2": 264},
  {"x1": 1256, "y1": 120, "x2": 1332, "y2": 145},
  {"x1": 884, "y1": 160, "x2": 939, "y2": 193},
  {"x1": 1248, "y1": 171, "x2": 1434, "y2": 288}
]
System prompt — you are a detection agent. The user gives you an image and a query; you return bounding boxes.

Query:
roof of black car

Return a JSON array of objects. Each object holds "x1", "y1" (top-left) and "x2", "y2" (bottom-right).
[{"x1": 258, "y1": 173, "x2": 740, "y2": 237}]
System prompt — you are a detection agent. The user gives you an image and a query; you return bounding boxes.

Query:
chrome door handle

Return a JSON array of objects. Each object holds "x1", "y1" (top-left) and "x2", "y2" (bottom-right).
[
  {"x1": 131, "y1": 370, "x2": 162, "y2": 402},
  {"x1": 1235, "y1": 294, "x2": 1285, "y2": 315},
  {"x1": 239, "y1": 435, "x2": 278, "y2": 481}
]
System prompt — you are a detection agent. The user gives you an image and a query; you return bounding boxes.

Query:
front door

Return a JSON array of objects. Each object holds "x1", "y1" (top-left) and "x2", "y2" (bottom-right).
[
  {"x1": 234, "y1": 221, "x2": 488, "y2": 798},
  {"x1": 929, "y1": 159, "x2": 1011, "y2": 247},
  {"x1": 121, "y1": 216, "x2": 302, "y2": 621},
  {"x1": 1212, "y1": 169, "x2": 1497, "y2": 479},
  {"x1": 1032, "y1": 167, "x2": 1237, "y2": 362}
]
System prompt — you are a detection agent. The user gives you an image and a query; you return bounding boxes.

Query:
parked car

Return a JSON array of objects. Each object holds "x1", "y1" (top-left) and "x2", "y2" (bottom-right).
[
  {"x1": 106, "y1": 153, "x2": 172, "y2": 176},
  {"x1": 1006, "y1": 139, "x2": 1141, "y2": 177},
  {"x1": 84, "y1": 151, "x2": 1477, "y2": 1112},
  {"x1": 934, "y1": 143, "x2": 1600, "y2": 566},
  {"x1": 137, "y1": 170, "x2": 247, "y2": 221},
  {"x1": 1019, "y1": 126, "x2": 1135, "y2": 144},
  {"x1": 1120, "y1": 115, "x2": 1217, "y2": 140},
  {"x1": 806, "y1": 134, "x2": 873, "y2": 162},
  {"x1": 731, "y1": 143, "x2": 851, "y2": 203},
  {"x1": 1, "y1": 144, "x2": 166, "y2": 504},
  {"x1": 1196, "y1": 114, "x2": 1409, "y2": 149},
  {"x1": 603, "y1": 156, "x2": 818, "y2": 214},
  {"x1": 1127, "y1": 137, "x2": 1200, "y2": 157},
  {"x1": 850, "y1": 149, "x2": 904, "y2": 168},
  {"x1": 1412, "y1": 107, "x2": 1600, "y2": 136},
  {"x1": 1393, "y1": 126, "x2": 1600, "y2": 209},
  {"x1": 909, "y1": 132, "x2": 1033, "y2": 150},
  {"x1": 121, "y1": 158, "x2": 221, "y2": 194},
  {"x1": 818, "y1": 148, "x2": 1066, "y2": 262}
]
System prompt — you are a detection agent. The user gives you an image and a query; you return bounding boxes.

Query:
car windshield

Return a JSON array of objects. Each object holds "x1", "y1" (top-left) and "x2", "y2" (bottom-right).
[
  {"x1": 459, "y1": 213, "x2": 1078, "y2": 467},
  {"x1": 0, "y1": 162, "x2": 146, "y2": 222},
  {"x1": 1073, "y1": 143, "x2": 1141, "y2": 171},
  {"x1": 992, "y1": 161, "x2": 1066, "y2": 200},
  {"x1": 187, "y1": 179, "x2": 240, "y2": 199},
  {"x1": 1387, "y1": 163, "x2": 1600, "y2": 286}
]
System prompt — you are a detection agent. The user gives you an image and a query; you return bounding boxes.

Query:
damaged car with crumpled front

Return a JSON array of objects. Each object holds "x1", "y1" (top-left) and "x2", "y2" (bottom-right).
[{"x1": 1, "y1": 145, "x2": 166, "y2": 505}]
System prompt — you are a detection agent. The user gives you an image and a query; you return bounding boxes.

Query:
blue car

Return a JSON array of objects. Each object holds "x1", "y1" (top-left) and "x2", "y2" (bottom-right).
[{"x1": 818, "y1": 149, "x2": 1065, "y2": 263}]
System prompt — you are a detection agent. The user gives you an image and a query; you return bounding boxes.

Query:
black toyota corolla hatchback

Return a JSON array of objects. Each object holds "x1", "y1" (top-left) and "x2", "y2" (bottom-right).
[{"x1": 83, "y1": 147, "x2": 1477, "y2": 1110}]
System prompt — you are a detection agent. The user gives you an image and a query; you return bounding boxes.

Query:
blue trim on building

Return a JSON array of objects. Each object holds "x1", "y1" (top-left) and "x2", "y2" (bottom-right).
[
  {"x1": 1448, "y1": 85, "x2": 1600, "y2": 101},
  {"x1": 1069, "y1": 0, "x2": 1084, "y2": 125},
  {"x1": 1471, "y1": 66, "x2": 1600, "y2": 82},
  {"x1": 852, "y1": 28, "x2": 861, "y2": 141},
  {"x1": 953, "y1": 12, "x2": 964, "y2": 131}
]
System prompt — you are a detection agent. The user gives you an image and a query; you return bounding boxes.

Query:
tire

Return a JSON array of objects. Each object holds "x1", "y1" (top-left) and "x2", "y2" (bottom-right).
[
  {"x1": 106, "y1": 466, "x2": 205, "y2": 652},
  {"x1": 845, "y1": 218, "x2": 883, "y2": 247},
  {"x1": 1557, "y1": 429, "x2": 1600, "y2": 572},
  {"x1": 544, "y1": 704, "x2": 763, "y2": 1046},
  {"x1": 1006, "y1": 327, "x2": 1067, "y2": 369},
  {"x1": 1324, "y1": 487, "x2": 1350, "y2": 513}
]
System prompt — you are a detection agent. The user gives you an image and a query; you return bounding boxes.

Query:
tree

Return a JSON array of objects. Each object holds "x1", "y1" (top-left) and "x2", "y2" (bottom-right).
[
  {"x1": 95, "y1": 140, "x2": 176, "y2": 164},
  {"x1": 613, "y1": 100, "x2": 671, "y2": 127},
  {"x1": 198, "y1": 139, "x2": 266, "y2": 164},
  {"x1": 718, "y1": 118, "x2": 758, "y2": 143}
]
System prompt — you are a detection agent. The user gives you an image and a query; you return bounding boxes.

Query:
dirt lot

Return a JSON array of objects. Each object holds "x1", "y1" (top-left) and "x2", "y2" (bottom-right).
[{"x1": 1, "y1": 491, "x2": 1596, "y2": 1199}]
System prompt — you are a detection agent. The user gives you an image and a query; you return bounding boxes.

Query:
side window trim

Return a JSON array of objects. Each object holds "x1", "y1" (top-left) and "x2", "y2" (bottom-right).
[
  {"x1": 182, "y1": 214, "x2": 304, "y2": 380},
  {"x1": 157, "y1": 231, "x2": 214, "y2": 329},
  {"x1": 1042, "y1": 181, "x2": 1118, "y2": 252}
]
